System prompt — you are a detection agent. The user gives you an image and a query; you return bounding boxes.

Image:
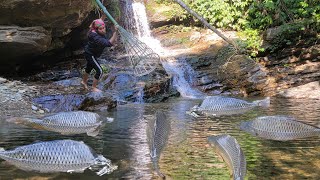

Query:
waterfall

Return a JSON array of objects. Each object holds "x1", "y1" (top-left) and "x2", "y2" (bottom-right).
[
  {"x1": 162, "y1": 58, "x2": 204, "y2": 98},
  {"x1": 131, "y1": 2, "x2": 166, "y2": 56},
  {"x1": 129, "y1": 2, "x2": 204, "y2": 99},
  {"x1": 135, "y1": 82, "x2": 145, "y2": 103}
]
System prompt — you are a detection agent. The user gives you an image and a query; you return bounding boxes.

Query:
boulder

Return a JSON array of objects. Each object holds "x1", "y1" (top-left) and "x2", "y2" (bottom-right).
[
  {"x1": 0, "y1": 26, "x2": 51, "y2": 70},
  {"x1": 0, "y1": 0, "x2": 94, "y2": 74},
  {"x1": 0, "y1": 0, "x2": 93, "y2": 36},
  {"x1": 278, "y1": 81, "x2": 320, "y2": 99}
]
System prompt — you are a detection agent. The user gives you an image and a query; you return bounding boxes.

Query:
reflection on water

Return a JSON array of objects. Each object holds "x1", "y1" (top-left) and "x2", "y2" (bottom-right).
[{"x1": 0, "y1": 97, "x2": 319, "y2": 179}]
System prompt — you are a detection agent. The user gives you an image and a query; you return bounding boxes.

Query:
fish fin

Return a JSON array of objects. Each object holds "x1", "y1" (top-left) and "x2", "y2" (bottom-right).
[
  {"x1": 67, "y1": 169, "x2": 85, "y2": 174},
  {"x1": 105, "y1": 117, "x2": 114, "y2": 123},
  {"x1": 60, "y1": 132, "x2": 74, "y2": 135},
  {"x1": 87, "y1": 128, "x2": 100, "y2": 137},
  {"x1": 253, "y1": 97, "x2": 270, "y2": 108},
  {"x1": 155, "y1": 169, "x2": 166, "y2": 179},
  {"x1": 96, "y1": 165, "x2": 118, "y2": 176},
  {"x1": 186, "y1": 111, "x2": 200, "y2": 118}
]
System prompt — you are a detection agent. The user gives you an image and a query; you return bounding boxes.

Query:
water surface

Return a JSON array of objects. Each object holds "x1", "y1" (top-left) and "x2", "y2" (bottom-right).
[{"x1": 0, "y1": 97, "x2": 319, "y2": 179}]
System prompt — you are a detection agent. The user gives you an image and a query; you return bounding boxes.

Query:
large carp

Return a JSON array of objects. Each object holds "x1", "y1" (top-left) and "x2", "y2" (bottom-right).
[
  {"x1": 147, "y1": 110, "x2": 171, "y2": 179},
  {"x1": 240, "y1": 115, "x2": 320, "y2": 141},
  {"x1": 208, "y1": 135, "x2": 246, "y2": 180},
  {"x1": 7, "y1": 111, "x2": 111, "y2": 137},
  {"x1": 0, "y1": 140, "x2": 117, "y2": 176},
  {"x1": 187, "y1": 96, "x2": 270, "y2": 117}
]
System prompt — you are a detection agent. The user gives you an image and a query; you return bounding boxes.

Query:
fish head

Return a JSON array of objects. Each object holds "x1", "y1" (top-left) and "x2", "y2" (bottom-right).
[
  {"x1": 207, "y1": 135, "x2": 220, "y2": 147},
  {"x1": 95, "y1": 155, "x2": 110, "y2": 165},
  {"x1": 190, "y1": 105, "x2": 199, "y2": 112},
  {"x1": 239, "y1": 121, "x2": 255, "y2": 134},
  {"x1": 186, "y1": 105, "x2": 201, "y2": 117},
  {"x1": 93, "y1": 156, "x2": 118, "y2": 176}
]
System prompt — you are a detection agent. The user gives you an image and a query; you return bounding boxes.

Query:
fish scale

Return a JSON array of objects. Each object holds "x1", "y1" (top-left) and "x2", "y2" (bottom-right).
[
  {"x1": 0, "y1": 140, "x2": 116, "y2": 176},
  {"x1": 188, "y1": 96, "x2": 270, "y2": 117},
  {"x1": 208, "y1": 135, "x2": 246, "y2": 180},
  {"x1": 240, "y1": 116, "x2": 320, "y2": 141},
  {"x1": 147, "y1": 110, "x2": 171, "y2": 178},
  {"x1": 7, "y1": 111, "x2": 103, "y2": 137}
]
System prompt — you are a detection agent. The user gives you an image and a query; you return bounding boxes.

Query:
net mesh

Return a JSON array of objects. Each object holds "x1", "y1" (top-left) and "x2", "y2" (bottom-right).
[
  {"x1": 117, "y1": 25, "x2": 160, "y2": 76},
  {"x1": 94, "y1": 0, "x2": 160, "y2": 76}
]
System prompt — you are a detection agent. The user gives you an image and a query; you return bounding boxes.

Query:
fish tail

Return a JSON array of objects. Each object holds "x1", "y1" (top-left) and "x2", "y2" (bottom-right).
[
  {"x1": 153, "y1": 161, "x2": 166, "y2": 179},
  {"x1": 253, "y1": 97, "x2": 270, "y2": 108},
  {"x1": 0, "y1": 147, "x2": 5, "y2": 157},
  {"x1": 6, "y1": 117, "x2": 40, "y2": 125}
]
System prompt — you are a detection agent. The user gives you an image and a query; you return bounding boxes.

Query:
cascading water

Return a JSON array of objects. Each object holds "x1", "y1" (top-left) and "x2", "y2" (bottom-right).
[
  {"x1": 162, "y1": 58, "x2": 204, "y2": 98},
  {"x1": 130, "y1": 2, "x2": 204, "y2": 99},
  {"x1": 135, "y1": 84, "x2": 145, "y2": 103}
]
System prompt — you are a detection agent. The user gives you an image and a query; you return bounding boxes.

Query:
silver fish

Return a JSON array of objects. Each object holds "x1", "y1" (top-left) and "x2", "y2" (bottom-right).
[
  {"x1": 208, "y1": 135, "x2": 246, "y2": 180},
  {"x1": 240, "y1": 116, "x2": 320, "y2": 141},
  {"x1": 6, "y1": 111, "x2": 111, "y2": 137},
  {"x1": 147, "y1": 110, "x2": 171, "y2": 179},
  {"x1": 0, "y1": 140, "x2": 117, "y2": 176},
  {"x1": 187, "y1": 96, "x2": 270, "y2": 117}
]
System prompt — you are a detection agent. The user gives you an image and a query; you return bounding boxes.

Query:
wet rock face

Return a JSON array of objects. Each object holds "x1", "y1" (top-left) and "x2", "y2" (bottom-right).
[
  {"x1": 278, "y1": 81, "x2": 320, "y2": 99},
  {"x1": 0, "y1": 26, "x2": 51, "y2": 71},
  {"x1": 0, "y1": 0, "x2": 93, "y2": 74},
  {"x1": 0, "y1": 0, "x2": 92, "y2": 36}
]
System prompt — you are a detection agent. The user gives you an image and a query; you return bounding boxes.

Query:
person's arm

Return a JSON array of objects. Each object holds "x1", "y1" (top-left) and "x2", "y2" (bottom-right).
[
  {"x1": 109, "y1": 26, "x2": 118, "y2": 45},
  {"x1": 100, "y1": 14, "x2": 106, "y2": 21},
  {"x1": 91, "y1": 32, "x2": 113, "y2": 47}
]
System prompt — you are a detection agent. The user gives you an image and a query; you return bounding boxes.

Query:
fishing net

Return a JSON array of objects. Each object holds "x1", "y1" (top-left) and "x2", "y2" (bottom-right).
[
  {"x1": 117, "y1": 25, "x2": 160, "y2": 76},
  {"x1": 95, "y1": 0, "x2": 160, "y2": 77}
]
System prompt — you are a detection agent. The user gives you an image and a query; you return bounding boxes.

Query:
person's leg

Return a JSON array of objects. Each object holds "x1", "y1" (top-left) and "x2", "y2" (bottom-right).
[
  {"x1": 92, "y1": 78, "x2": 101, "y2": 92},
  {"x1": 81, "y1": 53, "x2": 93, "y2": 90},
  {"x1": 81, "y1": 72, "x2": 89, "y2": 90},
  {"x1": 91, "y1": 56, "x2": 103, "y2": 92}
]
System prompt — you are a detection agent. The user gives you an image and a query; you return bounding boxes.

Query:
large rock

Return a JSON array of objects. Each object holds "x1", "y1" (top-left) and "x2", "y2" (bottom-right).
[
  {"x1": 278, "y1": 81, "x2": 320, "y2": 99},
  {"x1": 0, "y1": 26, "x2": 51, "y2": 70},
  {"x1": 0, "y1": 0, "x2": 93, "y2": 36},
  {"x1": 0, "y1": 0, "x2": 94, "y2": 74}
]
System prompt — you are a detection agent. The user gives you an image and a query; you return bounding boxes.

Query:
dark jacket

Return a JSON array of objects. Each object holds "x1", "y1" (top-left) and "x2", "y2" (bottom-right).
[{"x1": 84, "y1": 31, "x2": 113, "y2": 57}]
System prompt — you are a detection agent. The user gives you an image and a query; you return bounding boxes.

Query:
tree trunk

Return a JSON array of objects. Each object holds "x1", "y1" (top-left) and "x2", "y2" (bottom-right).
[{"x1": 173, "y1": 0, "x2": 239, "y2": 50}]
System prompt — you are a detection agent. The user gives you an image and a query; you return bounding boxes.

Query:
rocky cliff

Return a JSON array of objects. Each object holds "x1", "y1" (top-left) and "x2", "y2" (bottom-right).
[{"x1": 0, "y1": 0, "x2": 94, "y2": 74}]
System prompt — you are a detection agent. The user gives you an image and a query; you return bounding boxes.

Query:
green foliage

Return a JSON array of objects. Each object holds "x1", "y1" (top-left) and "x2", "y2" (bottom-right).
[
  {"x1": 84, "y1": 64, "x2": 110, "y2": 77},
  {"x1": 155, "y1": 0, "x2": 173, "y2": 5},
  {"x1": 237, "y1": 29, "x2": 264, "y2": 57},
  {"x1": 267, "y1": 22, "x2": 308, "y2": 53},
  {"x1": 101, "y1": 64, "x2": 110, "y2": 73},
  {"x1": 106, "y1": 0, "x2": 121, "y2": 18},
  {"x1": 90, "y1": 0, "x2": 99, "y2": 11},
  {"x1": 147, "y1": 1, "x2": 186, "y2": 21},
  {"x1": 158, "y1": 0, "x2": 319, "y2": 56},
  {"x1": 90, "y1": 0, "x2": 120, "y2": 19},
  {"x1": 186, "y1": 0, "x2": 252, "y2": 30},
  {"x1": 246, "y1": 0, "x2": 319, "y2": 30}
]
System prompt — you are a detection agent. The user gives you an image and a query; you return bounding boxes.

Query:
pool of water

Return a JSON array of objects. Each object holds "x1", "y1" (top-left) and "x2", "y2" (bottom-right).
[{"x1": 0, "y1": 97, "x2": 319, "y2": 179}]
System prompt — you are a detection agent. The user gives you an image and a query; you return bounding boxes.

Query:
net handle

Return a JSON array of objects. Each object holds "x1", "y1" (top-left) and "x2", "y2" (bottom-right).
[{"x1": 95, "y1": 0, "x2": 119, "y2": 26}]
